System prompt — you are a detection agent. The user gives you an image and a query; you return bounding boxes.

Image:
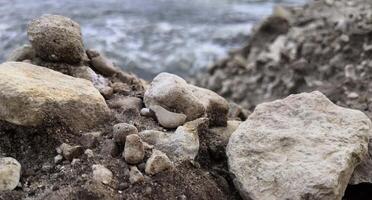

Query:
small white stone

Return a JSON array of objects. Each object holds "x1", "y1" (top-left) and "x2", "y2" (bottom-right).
[
  {"x1": 54, "y1": 155, "x2": 63, "y2": 164},
  {"x1": 129, "y1": 166, "x2": 144, "y2": 184},
  {"x1": 84, "y1": 149, "x2": 94, "y2": 158},
  {"x1": 0, "y1": 157, "x2": 21, "y2": 191},
  {"x1": 145, "y1": 150, "x2": 174, "y2": 175},
  {"x1": 92, "y1": 164, "x2": 113, "y2": 185}
]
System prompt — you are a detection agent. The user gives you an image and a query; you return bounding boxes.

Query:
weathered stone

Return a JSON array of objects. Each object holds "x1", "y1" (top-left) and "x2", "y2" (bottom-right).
[
  {"x1": 350, "y1": 138, "x2": 372, "y2": 184},
  {"x1": 0, "y1": 157, "x2": 21, "y2": 191},
  {"x1": 113, "y1": 123, "x2": 138, "y2": 145},
  {"x1": 80, "y1": 131, "x2": 102, "y2": 148},
  {"x1": 27, "y1": 15, "x2": 85, "y2": 63},
  {"x1": 145, "y1": 150, "x2": 173, "y2": 175},
  {"x1": 86, "y1": 49, "x2": 119, "y2": 76},
  {"x1": 60, "y1": 143, "x2": 84, "y2": 161},
  {"x1": 144, "y1": 73, "x2": 205, "y2": 121},
  {"x1": 189, "y1": 85, "x2": 229, "y2": 127},
  {"x1": 92, "y1": 164, "x2": 113, "y2": 185},
  {"x1": 140, "y1": 108, "x2": 155, "y2": 117},
  {"x1": 100, "y1": 139, "x2": 119, "y2": 157},
  {"x1": 227, "y1": 91, "x2": 371, "y2": 200},
  {"x1": 6, "y1": 45, "x2": 36, "y2": 62},
  {"x1": 124, "y1": 134, "x2": 145, "y2": 165},
  {"x1": 139, "y1": 118, "x2": 207, "y2": 162},
  {"x1": 150, "y1": 105, "x2": 187, "y2": 129},
  {"x1": 0, "y1": 62, "x2": 110, "y2": 132},
  {"x1": 129, "y1": 166, "x2": 144, "y2": 184}
]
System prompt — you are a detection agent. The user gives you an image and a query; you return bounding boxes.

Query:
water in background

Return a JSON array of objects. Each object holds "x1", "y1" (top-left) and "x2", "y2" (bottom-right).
[{"x1": 0, "y1": 0, "x2": 305, "y2": 79}]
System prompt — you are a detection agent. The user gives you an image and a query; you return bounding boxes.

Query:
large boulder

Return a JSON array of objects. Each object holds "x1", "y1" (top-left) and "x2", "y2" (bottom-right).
[
  {"x1": 0, "y1": 62, "x2": 110, "y2": 132},
  {"x1": 144, "y1": 73, "x2": 205, "y2": 121},
  {"x1": 227, "y1": 91, "x2": 371, "y2": 200},
  {"x1": 27, "y1": 15, "x2": 85, "y2": 64}
]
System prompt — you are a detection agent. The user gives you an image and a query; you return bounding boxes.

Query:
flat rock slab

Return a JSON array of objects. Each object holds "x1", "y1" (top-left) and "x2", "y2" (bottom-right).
[
  {"x1": 227, "y1": 91, "x2": 371, "y2": 200},
  {"x1": 0, "y1": 62, "x2": 110, "y2": 131}
]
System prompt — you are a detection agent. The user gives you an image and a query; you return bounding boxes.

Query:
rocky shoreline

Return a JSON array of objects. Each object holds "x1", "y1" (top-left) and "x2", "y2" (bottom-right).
[{"x1": 1, "y1": 0, "x2": 372, "y2": 199}]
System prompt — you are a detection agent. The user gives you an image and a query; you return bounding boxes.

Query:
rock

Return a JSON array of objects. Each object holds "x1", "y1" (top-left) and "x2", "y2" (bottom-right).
[
  {"x1": 144, "y1": 73, "x2": 205, "y2": 121},
  {"x1": 228, "y1": 102, "x2": 250, "y2": 121},
  {"x1": 139, "y1": 118, "x2": 207, "y2": 162},
  {"x1": 349, "y1": 138, "x2": 372, "y2": 184},
  {"x1": 0, "y1": 157, "x2": 21, "y2": 191},
  {"x1": 227, "y1": 91, "x2": 371, "y2": 200},
  {"x1": 150, "y1": 105, "x2": 187, "y2": 129},
  {"x1": 92, "y1": 164, "x2": 113, "y2": 185},
  {"x1": 71, "y1": 66, "x2": 111, "y2": 96},
  {"x1": 86, "y1": 49, "x2": 119, "y2": 76},
  {"x1": 80, "y1": 131, "x2": 102, "y2": 148},
  {"x1": 6, "y1": 45, "x2": 36, "y2": 62},
  {"x1": 27, "y1": 15, "x2": 85, "y2": 63},
  {"x1": 189, "y1": 85, "x2": 229, "y2": 127},
  {"x1": 84, "y1": 149, "x2": 94, "y2": 158},
  {"x1": 129, "y1": 166, "x2": 144, "y2": 184},
  {"x1": 145, "y1": 149, "x2": 173, "y2": 175},
  {"x1": 140, "y1": 108, "x2": 155, "y2": 117},
  {"x1": 54, "y1": 155, "x2": 63, "y2": 164},
  {"x1": 60, "y1": 143, "x2": 84, "y2": 161},
  {"x1": 0, "y1": 62, "x2": 110, "y2": 132},
  {"x1": 100, "y1": 139, "x2": 119, "y2": 157},
  {"x1": 108, "y1": 96, "x2": 142, "y2": 122},
  {"x1": 124, "y1": 134, "x2": 145, "y2": 165},
  {"x1": 113, "y1": 123, "x2": 138, "y2": 145}
]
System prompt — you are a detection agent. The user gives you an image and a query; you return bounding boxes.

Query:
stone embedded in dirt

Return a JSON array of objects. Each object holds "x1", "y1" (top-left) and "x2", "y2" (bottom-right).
[
  {"x1": 0, "y1": 62, "x2": 110, "y2": 132},
  {"x1": 84, "y1": 149, "x2": 94, "y2": 158},
  {"x1": 189, "y1": 85, "x2": 229, "y2": 127},
  {"x1": 27, "y1": 15, "x2": 85, "y2": 64},
  {"x1": 86, "y1": 49, "x2": 119, "y2": 76},
  {"x1": 144, "y1": 72, "x2": 205, "y2": 121},
  {"x1": 140, "y1": 108, "x2": 155, "y2": 117},
  {"x1": 80, "y1": 131, "x2": 102, "y2": 148},
  {"x1": 227, "y1": 91, "x2": 371, "y2": 200},
  {"x1": 349, "y1": 138, "x2": 372, "y2": 184},
  {"x1": 6, "y1": 45, "x2": 36, "y2": 62},
  {"x1": 129, "y1": 166, "x2": 144, "y2": 184},
  {"x1": 113, "y1": 123, "x2": 138, "y2": 145},
  {"x1": 108, "y1": 96, "x2": 143, "y2": 122},
  {"x1": 100, "y1": 139, "x2": 119, "y2": 157},
  {"x1": 0, "y1": 157, "x2": 21, "y2": 191},
  {"x1": 60, "y1": 143, "x2": 84, "y2": 161},
  {"x1": 124, "y1": 134, "x2": 145, "y2": 165},
  {"x1": 54, "y1": 155, "x2": 63, "y2": 164},
  {"x1": 139, "y1": 118, "x2": 208, "y2": 162},
  {"x1": 145, "y1": 149, "x2": 173, "y2": 175},
  {"x1": 92, "y1": 164, "x2": 113, "y2": 185},
  {"x1": 150, "y1": 105, "x2": 187, "y2": 129}
]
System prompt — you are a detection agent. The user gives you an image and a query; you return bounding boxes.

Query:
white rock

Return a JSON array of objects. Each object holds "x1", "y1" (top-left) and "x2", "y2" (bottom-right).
[
  {"x1": 92, "y1": 164, "x2": 113, "y2": 185},
  {"x1": 144, "y1": 73, "x2": 205, "y2": 121},
  {"x1": 139, "y1": 118, "x2": 207, "y2": 162},
  {"x1": 0, "y1": 157, "x2": 21, "y2": 191},
  {"x1": 227, "y1": 91, "x2": 371, "y2": 200},
  {"x1": 150, "y1": 105, "x2": 187, "y2": 129},
  {"x1": 129, "y1": 166, "x2": 144, "y2": 184},
  {"x1": 145, "y1": 150, "x2": 173, "y2": 175},
  {"x1": 0, "y1": 62, "x2": 110, "y2": 132}
]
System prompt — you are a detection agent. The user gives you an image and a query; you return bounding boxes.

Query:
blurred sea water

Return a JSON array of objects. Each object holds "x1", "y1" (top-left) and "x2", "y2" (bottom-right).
[{"x1": 0, "y1": 0, "x2": 305, "y2": 79}]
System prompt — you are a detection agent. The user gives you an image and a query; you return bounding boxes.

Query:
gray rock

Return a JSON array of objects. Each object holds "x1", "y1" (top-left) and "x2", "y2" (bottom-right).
[
  {"x1": 6, "y1": 45, "x2": 36, "y2": 62},
  {"x1": 60, "y1": 143, "x2": 84, "y2": 161},
  {"x1": 139, "y1": 118, "x2": 208, "y2": 162},
  {"x1": 27, "y1": 15, "x2": 85, "y2": 63},
  {"x1": 92, "y1": 164, "x2": 113, "y2": 185},
  {"x1": 150, "y1": 105, "x2": 187, "y2": 129},
  {"x1": 124, "y1": 134, "x2": 145, "y2": 165},
  {"x1": 113, "y1": 123, "x2": 138, "y2": 145},
  {"x1": 0, "y1": 62, "x2": 110, "y2": 132},
  {"x1": 80, "y1": 131, "x2": 102, "y2": 148},
  {"x1": 349, "y1": 138, "x2": 372, "y2": 184},
  {"x1": 145, "y1": 149, "x2": 173, "y2": 175},
  {"x1": 86, "y1": 49, "x2": 119, "y2": 76},
  {"x1": 144, "y1": 73, "x2": 205, "y2": 121},
  {"x1": 0, "y1": 157, "x2": 21, "y2": 191},
  {"x1": 189, "y1": 85, "x2": 229, "y2": 127},
  {"x1": 140, "y1": 108, "x2": 155, "y2": 117},
  {"x1": 129, "y1": 166, "x2": 144, "y2": 184},
  {"x1": 54, "y1": 155, "x2": 63, "y2": 164},
  {"x1": 100, "y1": 139, "x2": 119, "y2": 157},
  {"x1": 227, "y1": 91, "x2": 371, "y2": 200}
]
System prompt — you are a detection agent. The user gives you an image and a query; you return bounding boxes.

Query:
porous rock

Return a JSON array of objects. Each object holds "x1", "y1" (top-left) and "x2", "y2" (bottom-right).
[
  {"x1": 0, "y1": 157, "x2": 21, "y2": 191},
  {"x1": 113, "y1": 123, "x2": 138, "y2": 145},
  {"x1": 27, "y1": 15, "x2": 85, "y2": 63},
  {"x1": 227, "y1": 91, "x2": 371, "y2": 200},
  {"x1": 0, "y1": 62, "x2": 110, "y2": 132},
  {"x1": 124, "y1": 134, "x2": 145, "y2": 165}
]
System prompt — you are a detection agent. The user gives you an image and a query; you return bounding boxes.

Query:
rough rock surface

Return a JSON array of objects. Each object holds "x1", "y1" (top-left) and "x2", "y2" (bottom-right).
[
  {"x1": 350, "y1": 139, "x2": 372, "y2": 184},
  {"x1": 113, "y1": 123, "x2": 138, "y2": 145},
  {"x1": 227, "y1": 91, "x2": 371, "y2": 200},
  {"x1": 144, "y1": 73, "x2": 205, "y2": 121},
  {"x1": 150, "y1": 105, "x2": 187, "y2": 129},
  {"x1": 124, "y1": 134, "x2": 145, "y2": 165},
  {"x1": 92, "y1": 164, "x2": 113, "y2": 185},
  {"x1": 0, "y1": 62, "x2": 110, "y2": 131},
  {"x1": 0, "y1": 157, "x2": 21, "y2": 191},
  {"x1": 129, "y1": 166, "x2": 144, "y2": 184},
  {"x1": 139, "y1": 118, "x2": 207, "y2": 162},
  {"x1": 145, "y1": 149, "x2": 174, "y2": 175},
  {"x1": 27, "y1": 15, "x2": 85, "y2": 63}
]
